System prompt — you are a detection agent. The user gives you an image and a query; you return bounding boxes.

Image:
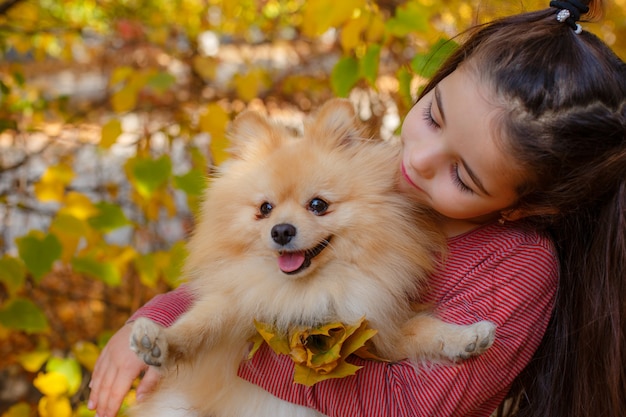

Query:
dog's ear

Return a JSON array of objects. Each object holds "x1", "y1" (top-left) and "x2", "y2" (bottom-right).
[
  {"x1": 226, "y1": 110, "x2": 285, "y2": 160},
  {"x1": 307, "y1": 98, "x2": 366, "y2": 146}
]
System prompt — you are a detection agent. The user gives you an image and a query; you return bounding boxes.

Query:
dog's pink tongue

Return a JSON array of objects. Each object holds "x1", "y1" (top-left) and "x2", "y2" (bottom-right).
[{"x1": 278, "y1": 252, "x2": 305, "y2": 272}]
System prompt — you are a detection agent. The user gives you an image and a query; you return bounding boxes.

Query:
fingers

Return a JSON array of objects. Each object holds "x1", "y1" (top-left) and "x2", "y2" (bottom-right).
[{"x1": 88, "y1": 323, "x2": 144, "y2": 417}]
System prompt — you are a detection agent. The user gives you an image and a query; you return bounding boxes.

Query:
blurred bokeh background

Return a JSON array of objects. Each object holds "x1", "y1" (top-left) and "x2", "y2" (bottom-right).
[{"x1": 1, "y1": 1, "x2": 625, "y2": 415}]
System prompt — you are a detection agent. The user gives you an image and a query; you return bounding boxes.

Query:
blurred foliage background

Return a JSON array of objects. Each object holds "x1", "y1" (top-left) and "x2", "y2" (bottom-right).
[{"x1": 0, "y1": 0, "x2": 625, "y2": 416}]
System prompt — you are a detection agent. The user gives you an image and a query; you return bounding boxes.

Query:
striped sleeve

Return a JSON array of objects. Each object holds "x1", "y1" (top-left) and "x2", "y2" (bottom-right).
[
  {"x1": 129, "y1": 285, "x2": 193, "y2": 327},
  {"x1": 238, "y1": 225, "x2": 559, "y2": 417}
]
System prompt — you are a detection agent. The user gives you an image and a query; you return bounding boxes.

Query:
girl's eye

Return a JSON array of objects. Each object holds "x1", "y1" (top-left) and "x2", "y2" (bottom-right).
[
  {"x1": 308, "y1": 198, "x2": 329, "y2": 215},
  {"x1": 258, "y1": 202, "x2": 273, "y2": 218},
  {"x1": 422, "y1": 100, "x2": 440, "y2": 129},
  {"x1": 451, "y1": 163, "x2": 474, "y2": 194}
]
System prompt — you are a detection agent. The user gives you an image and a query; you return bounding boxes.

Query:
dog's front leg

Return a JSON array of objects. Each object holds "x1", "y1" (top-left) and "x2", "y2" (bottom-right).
[
  {"x1": 398, "y1": 312, "x2": 496, "y2": 363},
  {"x1": 130, "y1": 297, "x2": 234, "y2": 368}
]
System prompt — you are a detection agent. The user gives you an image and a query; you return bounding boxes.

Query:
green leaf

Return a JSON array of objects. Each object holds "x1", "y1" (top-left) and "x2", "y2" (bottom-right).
[
  {"x1": 147, "y1": 72, "x2": 176, "y2": 94},
  {"x1": 331, "y1": 56, "x2": 359, "y2": 98},
  {"x1": 134, "y1": 253, "x2": 158, "y2": 287},
  {"x1": 0, "y1": 298, "x2": 49, "y2": 333},
  {"x1": 174, "y1": 168, "x2": 206, "y2": 196},
  {"x1": 16, "y1": 232, "x2": 62, "y2": 282},
  {"x1": 397, "y1": 66, "x2": 414, "y2": 107},
  {"x1": 2, "y1": 402, "x2": 32, "y2": 417},
  {"x1": 127, "y1": 155, "x2": 172, "y2": 198},
  {"x1": 46, "y1": 357, "x2": 82, "y2": 396},
  {"x1": 0, "y1": 255, "x2": 26, "y2": 296},
  {"x1": 71, "y1": 256, "x2": 121, "y2": 287},
  {"x1": 162, "y1": 241, "x2": 188, "y2": 287},
  {"x1": 360, "y1": 44, "x2": 380, "y2": 87},
  {"x1": 0, "y1": 119, "x2": 17, "y2": 133},
  {"x1": 88, "y1": 201, "x2": 131, "y2": 232},
  {"x1": 385, "y1": 2, "x2": 430, "y2": 37},
  {"x1": 411, "y1": 38, "x2": 458, "y2": 79}
]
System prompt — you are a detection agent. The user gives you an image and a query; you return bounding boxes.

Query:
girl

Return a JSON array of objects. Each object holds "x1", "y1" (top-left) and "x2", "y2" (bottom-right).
[{"x1": 88, "y1": 0, "x2": 626, "y2": 416}]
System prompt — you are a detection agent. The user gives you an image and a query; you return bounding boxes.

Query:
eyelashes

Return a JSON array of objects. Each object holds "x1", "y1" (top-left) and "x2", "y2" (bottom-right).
[
  {"x1": 451, "y1": 163, "x2": 473, "y2": 193},
  {"x1": 422, "y1": 100, "x2": 440, "y2": 129}
]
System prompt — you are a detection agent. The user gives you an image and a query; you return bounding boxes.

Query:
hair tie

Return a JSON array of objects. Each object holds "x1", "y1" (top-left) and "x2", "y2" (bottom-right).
[{"x1": 549, "y1": 0, "x2": 589, "y2": 34}]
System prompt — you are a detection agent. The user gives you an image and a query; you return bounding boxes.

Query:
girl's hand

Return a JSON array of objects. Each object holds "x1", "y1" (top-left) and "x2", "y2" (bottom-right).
[{"x1": 87, "y1": 322, "x2": 161, "y2": 417}]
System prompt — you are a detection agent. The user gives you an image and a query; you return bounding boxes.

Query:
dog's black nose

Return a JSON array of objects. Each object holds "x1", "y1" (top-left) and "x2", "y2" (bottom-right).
[{"x1": 271, "y1": 223, "x2": 296, "y2": 245}]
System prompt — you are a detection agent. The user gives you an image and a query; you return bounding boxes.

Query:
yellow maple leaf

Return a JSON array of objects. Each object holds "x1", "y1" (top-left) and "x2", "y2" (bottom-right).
[
  {"x1": 340, "y1": 14, "x2": 368, "y2": 52},
  {"x1": 199, "y1": 102, "x2": 231, "y2": 166},
  {"x1": 72, "y1": 341, "x2": 100, "y2": 373},
  {"x1": 100, "y1": 119, "x2": 123, "y2": 149},
  {"x1": 18, "y1": 349, "x2": 51, "y2": 373},
  {"x1": 253, "y1": 320, "x2": 291, "y2": 355},
  {"x1": 59, "y1": 192, "x2": 98, "y2": 220},
  {"x1": 34, "y1": 163, "x2": 75, "y2": 202},
  {"x1": 232, "y1": 68, "x2": 268, "y2": 102},
  {"x1": 301, "y1": 0, "x2": 365, "y2": 37},
  {"x1": 38, "y1": 396, "x2": 72, "y2": 417},
  {"x1": 251, "y1": 317, "x2": 380, "y2": 386},
  {"x1": 33, "y1": 372, "x2": 69, "y2": 397}
]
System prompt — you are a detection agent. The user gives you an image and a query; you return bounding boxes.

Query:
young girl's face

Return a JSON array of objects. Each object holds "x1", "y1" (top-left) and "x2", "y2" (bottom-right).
[{"x1": 400, "y1": 66, "x2": 524, "y2": 236}]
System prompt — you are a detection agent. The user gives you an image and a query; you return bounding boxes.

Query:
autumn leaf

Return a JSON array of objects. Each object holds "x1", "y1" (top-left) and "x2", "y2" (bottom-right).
[
  {"x1": 59, "y1": 192, "x2": 99, "y2": 220},
  {"x1": 199, "y1": 102, "x2": 231, "y2": 165},
  {"x1": 231, "y1": 68, "x2": 268, "y2": 102},
  {"x1": 33, "y1": 372, "x2": 69, "y2": 397},
  {"x1": 252, "y1": 320, "x2": 291, "y2": 355},
  {"x1": 71, "y1": 255, "x2": 121, "y2": 287},
  {"x1": 16, "y1": 231, "x2": 62, "y2": 282},
  {"x1": 50, "y1": 213, "x2": 91, "y2": 262},
  {"x1": 125, "y1": 155, "x2": 172, "y2": 198},
  {"x1": 88, "y1": 201, "x2": 131, "y2": 232},
  {"x1": 0, "y1": 256, "x2": 26, "y2": 296},
  {"x1": 34, "y1": 163, "x2": 75, "y2": 203},
  {"x1": 251, "y1": 317, "x2": 379, "y2": 386},
  {"x1": 72, "y1": 341, "x2": 100, "y2": 372},
  {"x1": 331, "y1": 56, "x2": 359, "y2": 97},
  {"x1": 411, "y1": 38, "x2": 458, "y2": 79},
  {"x1": 100, "y1": 119, "x2": 123, "y2": 149},
  {"x1": 2, "y1": 402, "x2": 32, "y2": 417},
  {"x1": 46, "y1": 357, "x2": 82, "y2": 396},
  {"x1": 38, "y1": 395, "x2": 72, "y2": 417},
  {"x1": 0, "y1": 298, "x2": 49, "y2": 333}
]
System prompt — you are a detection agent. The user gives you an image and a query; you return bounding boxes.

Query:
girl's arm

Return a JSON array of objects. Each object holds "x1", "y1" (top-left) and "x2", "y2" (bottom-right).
[{"x1": 88, "y1": 285, "x2": 193, "y2": 417}]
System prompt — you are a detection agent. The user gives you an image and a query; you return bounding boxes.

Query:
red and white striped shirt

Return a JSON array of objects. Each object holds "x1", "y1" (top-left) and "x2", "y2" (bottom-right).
[{"x1": 132, "y1": 221, "x2": 558, "y2": 417}]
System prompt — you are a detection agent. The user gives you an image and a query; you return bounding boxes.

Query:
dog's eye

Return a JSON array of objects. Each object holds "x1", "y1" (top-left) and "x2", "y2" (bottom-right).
[
  {"x1": 308, "y1": 198, "x2": 329, "y2": 216},
  {"x1": 259, "y1": 202, "x2": 273, "y2": 217}
]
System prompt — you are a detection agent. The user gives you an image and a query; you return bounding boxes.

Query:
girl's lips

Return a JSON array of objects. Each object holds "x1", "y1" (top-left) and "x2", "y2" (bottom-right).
[{"x1": 401, "y1": 162, "x2": 424, "y2": 192}]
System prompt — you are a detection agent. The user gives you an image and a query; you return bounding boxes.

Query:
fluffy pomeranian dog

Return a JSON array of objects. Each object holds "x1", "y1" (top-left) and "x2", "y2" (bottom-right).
[{"x1": 129, "y1": 99, "x2": 495, "y2": 417}]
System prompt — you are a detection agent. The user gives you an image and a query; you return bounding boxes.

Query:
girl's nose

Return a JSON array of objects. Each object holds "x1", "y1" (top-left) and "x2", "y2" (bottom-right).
[{"x1": 409, "y1": 143, "x2": 442, "y2": 180}]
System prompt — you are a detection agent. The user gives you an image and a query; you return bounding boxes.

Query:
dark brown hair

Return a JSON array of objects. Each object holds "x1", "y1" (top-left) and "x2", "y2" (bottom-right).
[{"x1": 419, "y1": 1, "x2": 626, "y2": 416}]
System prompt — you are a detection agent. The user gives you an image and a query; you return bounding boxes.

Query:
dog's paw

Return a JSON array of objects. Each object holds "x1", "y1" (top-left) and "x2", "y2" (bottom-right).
[
  {"x1": 130, "y1": 317, "x2": 169, "y2": 367},
  {"x1": 442, "y1": 320, "x2": 496, "y2": 361}
]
